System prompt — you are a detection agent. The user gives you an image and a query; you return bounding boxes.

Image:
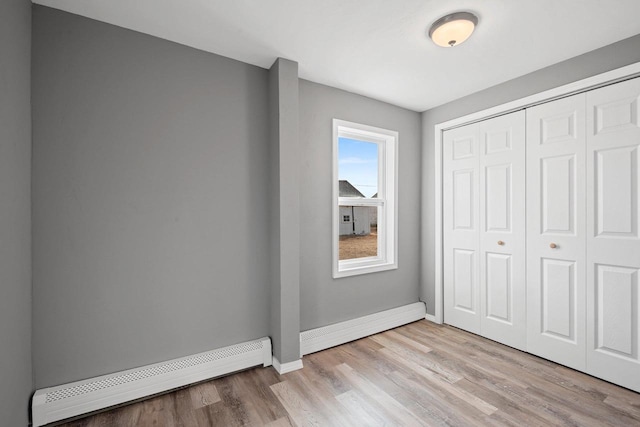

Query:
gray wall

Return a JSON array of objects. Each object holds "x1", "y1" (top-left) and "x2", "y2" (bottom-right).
[
  {"x1": 269, "y1": 58, "x2": 301, "y2": 363},
  {"x1": 0, "y1": 0, "x2": 32, "y2": 424},
  {"x1": 299, "y1": 80, "x2": 422, "y2": 331},
  {"x1": 32, "y1": 6, "x2": 271, "y2": 388},
  {"x1": 421, "y1": 33, "x2": 640, "y2": 315},
  {"x1": 268, "y1": 61, "x2": 282, "y2": 365}
]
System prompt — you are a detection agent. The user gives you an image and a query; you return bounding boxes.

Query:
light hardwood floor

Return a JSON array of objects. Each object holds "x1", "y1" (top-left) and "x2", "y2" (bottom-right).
[{"x1": 56, "y1": 320, "x2": 640, "y2": 426}]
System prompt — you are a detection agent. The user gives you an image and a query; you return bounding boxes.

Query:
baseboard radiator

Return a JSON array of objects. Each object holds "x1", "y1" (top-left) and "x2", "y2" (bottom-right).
[
  {"x1": 300, "y1": 302, "x2": 426, "y2": 356},
  {"x1": 32, "y1": 337, "x2": 272, "y2": 427}
]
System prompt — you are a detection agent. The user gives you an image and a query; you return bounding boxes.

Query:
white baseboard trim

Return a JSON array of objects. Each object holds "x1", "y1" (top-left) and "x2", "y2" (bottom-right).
[
  {"x1": 272, "y1": 357, "x2": 304, "y2": 374},
  {"x1": 300, "y1": 302, "x2": 426, "y2": 357},
  {"x1": 32, "y1": 337, "x2": 272, "y2": 427},
  {"x1": 425, "y1": 313, "x2": 439, "y2": 323}
]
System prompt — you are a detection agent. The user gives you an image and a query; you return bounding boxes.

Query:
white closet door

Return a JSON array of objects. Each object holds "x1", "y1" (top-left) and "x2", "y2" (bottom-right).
[
  {"x1": 444, "y1": 123, "x2": 481, "y2": 333},
  {"x1": 586, "y1": 77, "x2": 640, "y2": 392},
  {"x1": 479, "y1": 111, "x2": 527, "y2": 350},
  {"x1": 444, "y1": 111, "x2": 526, "y2": 344},
  {"x1": 526, "y1": 94, "x2": 587, "y2": 371}
]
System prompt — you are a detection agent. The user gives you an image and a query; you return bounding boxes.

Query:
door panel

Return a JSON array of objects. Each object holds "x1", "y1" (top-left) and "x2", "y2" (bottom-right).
[
  {"x1": 595, "y1": 146, "x2": 639, "y2": 237},
  {"x1": 586, "y1": 77, "x2": 640, "y2": 392},
  {"x1": 485, "y1": 129, "x2": 511, "y2": 154},
  {"x1": 444, "y1": 124, "x2": 481, "y2": 333},
  {"x1": 453, "y1": 170, "x2": 475, "y2": 230},
  {"x1": 486, "y1": 252, "x2": 511, "y2": 322},
  {"x1": 527, "y1": 93, "x2": 587, "y2": 371},
  {"x1": 541, "y1": 155, "x2": 576, "y2": 234},
  {"x1": 541, "y1": 111, "x2": 578, "y2": 144},
  {"x1": 453, "y1": 135, "x2": 475, "y2": 159},
  {"x1": 479, "y1": 111, "x2": 526, "y2": 350},
  {"x1": 453, "y1": 249, "x2": 476, "y2": 312},
  {"x1": 595, "y1": 264, "x2": 638, "y2": 359},
  {"x1": 485, "y1": 164, "x2": 511, "y2": 232},
  {"x1": 594, "y1": 96, "x2": 639, "y2": 134},
  {"x1": 541, "y1": 258, "x2": 577, "y2": 341}
]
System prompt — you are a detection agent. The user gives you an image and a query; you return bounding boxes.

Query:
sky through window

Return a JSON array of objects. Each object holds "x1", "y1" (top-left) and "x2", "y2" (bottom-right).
[{"x1": 338, "y1": 137, "x2": 378, "y2": 198}]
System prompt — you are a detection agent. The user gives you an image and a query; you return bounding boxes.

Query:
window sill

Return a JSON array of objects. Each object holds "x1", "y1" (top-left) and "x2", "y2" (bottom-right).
[{"x1": 333, "y1": 260, "x2": 398, "y2": 278}]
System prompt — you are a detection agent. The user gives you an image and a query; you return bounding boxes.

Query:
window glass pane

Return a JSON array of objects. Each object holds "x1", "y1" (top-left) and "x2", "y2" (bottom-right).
[
  {"x1": 338, "y1": 205, "x2": 378, "y2": 260},
  {"x1": 338, "y1": 137, "x2": 378, "y2": 198},
  {"x1": 338, "y1": 137, "x2": 378, "y2": 260}
]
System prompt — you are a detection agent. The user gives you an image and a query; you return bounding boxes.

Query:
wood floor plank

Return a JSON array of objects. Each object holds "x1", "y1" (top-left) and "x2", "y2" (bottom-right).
[
  {"x1": 428, "y1": 330, "x2": 637, "y2": 426},
  {"x1": 370, "y1": 339, "x2": 497, "y2": 425},
  {"x1": 137, "y1": 394, "x2": 177, "y2": 427},
  {"x1": 332, "y1": 343, "x2": 458, "y2": 425},
  {"x1": 215, "y1": 374, "x2": 264, "y2": 426},
  {"x1": 402, "y1": 324, "x2": 533, "y2": 389},
  {"x1": 339, "y1": 345, "x2": 468, "y2": 426},
  {"x1": 604, "y1": 394, "x2": 640, "y2": 419},
  {"x1": 302, "y1": 351, "x2": 350, "y2": 396},
  {"x1": 264, "y1": 417, "x2": 294, "y2": 427},
  {"x1": 370, "y1": 333, "x2": 463, "y2": 383},
  {"x1": 378, "y1": 347, "x2": 498, "y2": 416},
  {"x1": 553, "y1": 362, "x2": 640, "y2": 402},
  {"x1": 334, "y1": 362, "x2": 425, "y2": 427},
  {"x1": 171, "y1": 387, "x2": 201, "y2": 426},
  {"x1": 189, "y1": 381, "x2": 221, "y2": 409},
  {"x1": 270, "y1": 380, "x2": 327, "y2": 427},
  {"x1": 454, "y1": 377, "x2": 576, "y2": 427},
  {"x1": 284, "y1": 369, "x2": 353, "y2": 427},
  {"x1": 383, "y1": 328, "x2": 433, "y2": 353},
  {"x1": 195, "y1": 399, "x2": 240, "y2": 427},
  {"x1": 525, "y1": 382, "x2": 639, "y2": 427},
  {"x1": 234, "y1": 368, "x2": 290, "y2": 424},
  {"x1": 334, "y1": 389, "x2": 387, "y2": 427},
  {"x1": 385, "y1": 369, "x2": 485, "y2": 426},
  {"x1": 56, "y1": 320, "x2": 640, "y2": 427}
]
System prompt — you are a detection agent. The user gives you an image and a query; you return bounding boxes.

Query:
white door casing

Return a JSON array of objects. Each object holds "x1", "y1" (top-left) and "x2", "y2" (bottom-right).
[
  {"x1": 526, "y1": 93, "x2": 587, "y2": 371},
  {"x1": 586, "y1": 77, "x2": 640, "y2": 391}
]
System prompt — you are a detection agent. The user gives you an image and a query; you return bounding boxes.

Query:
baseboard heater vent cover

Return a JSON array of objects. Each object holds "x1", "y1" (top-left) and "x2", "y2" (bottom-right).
[
  {"x1": 300, "y1": 302, "x2": 426, "y2": 356},
  {"x1": 32, "y1": 337, "x2": 272, "y2": 427}
]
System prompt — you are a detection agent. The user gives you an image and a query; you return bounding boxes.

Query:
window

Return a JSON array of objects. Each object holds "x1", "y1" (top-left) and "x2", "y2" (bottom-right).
[{"x1": 333, "y1": 119, "x2": 397, "y2": 278}]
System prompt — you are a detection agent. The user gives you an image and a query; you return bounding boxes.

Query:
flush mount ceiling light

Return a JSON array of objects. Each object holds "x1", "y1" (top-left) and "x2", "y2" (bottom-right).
[{"x1": 429, "y1": 11, "x2": 478, "y2": 47}]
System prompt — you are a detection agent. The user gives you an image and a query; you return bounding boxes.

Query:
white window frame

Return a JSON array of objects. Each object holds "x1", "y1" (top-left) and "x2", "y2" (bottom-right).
[{"x1": 333, "y1": 119, "x2": 398, "y2": 278}]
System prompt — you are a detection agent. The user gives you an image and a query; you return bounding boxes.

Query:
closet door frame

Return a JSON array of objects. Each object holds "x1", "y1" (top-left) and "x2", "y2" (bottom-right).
[{"x1": 432, "y1": 62, "x2": 640, "y2": 324}]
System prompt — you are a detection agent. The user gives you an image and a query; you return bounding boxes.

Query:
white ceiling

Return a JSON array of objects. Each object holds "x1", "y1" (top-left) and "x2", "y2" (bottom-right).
[{"x1": 33, "y1": 0, "x2": 640, "y2": 112}]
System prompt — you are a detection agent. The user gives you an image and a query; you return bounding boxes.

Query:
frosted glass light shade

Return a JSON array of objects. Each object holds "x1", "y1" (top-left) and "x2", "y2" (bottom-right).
[{"x1": 429, "y1": 12, "x2": 478, "y2": 47}]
